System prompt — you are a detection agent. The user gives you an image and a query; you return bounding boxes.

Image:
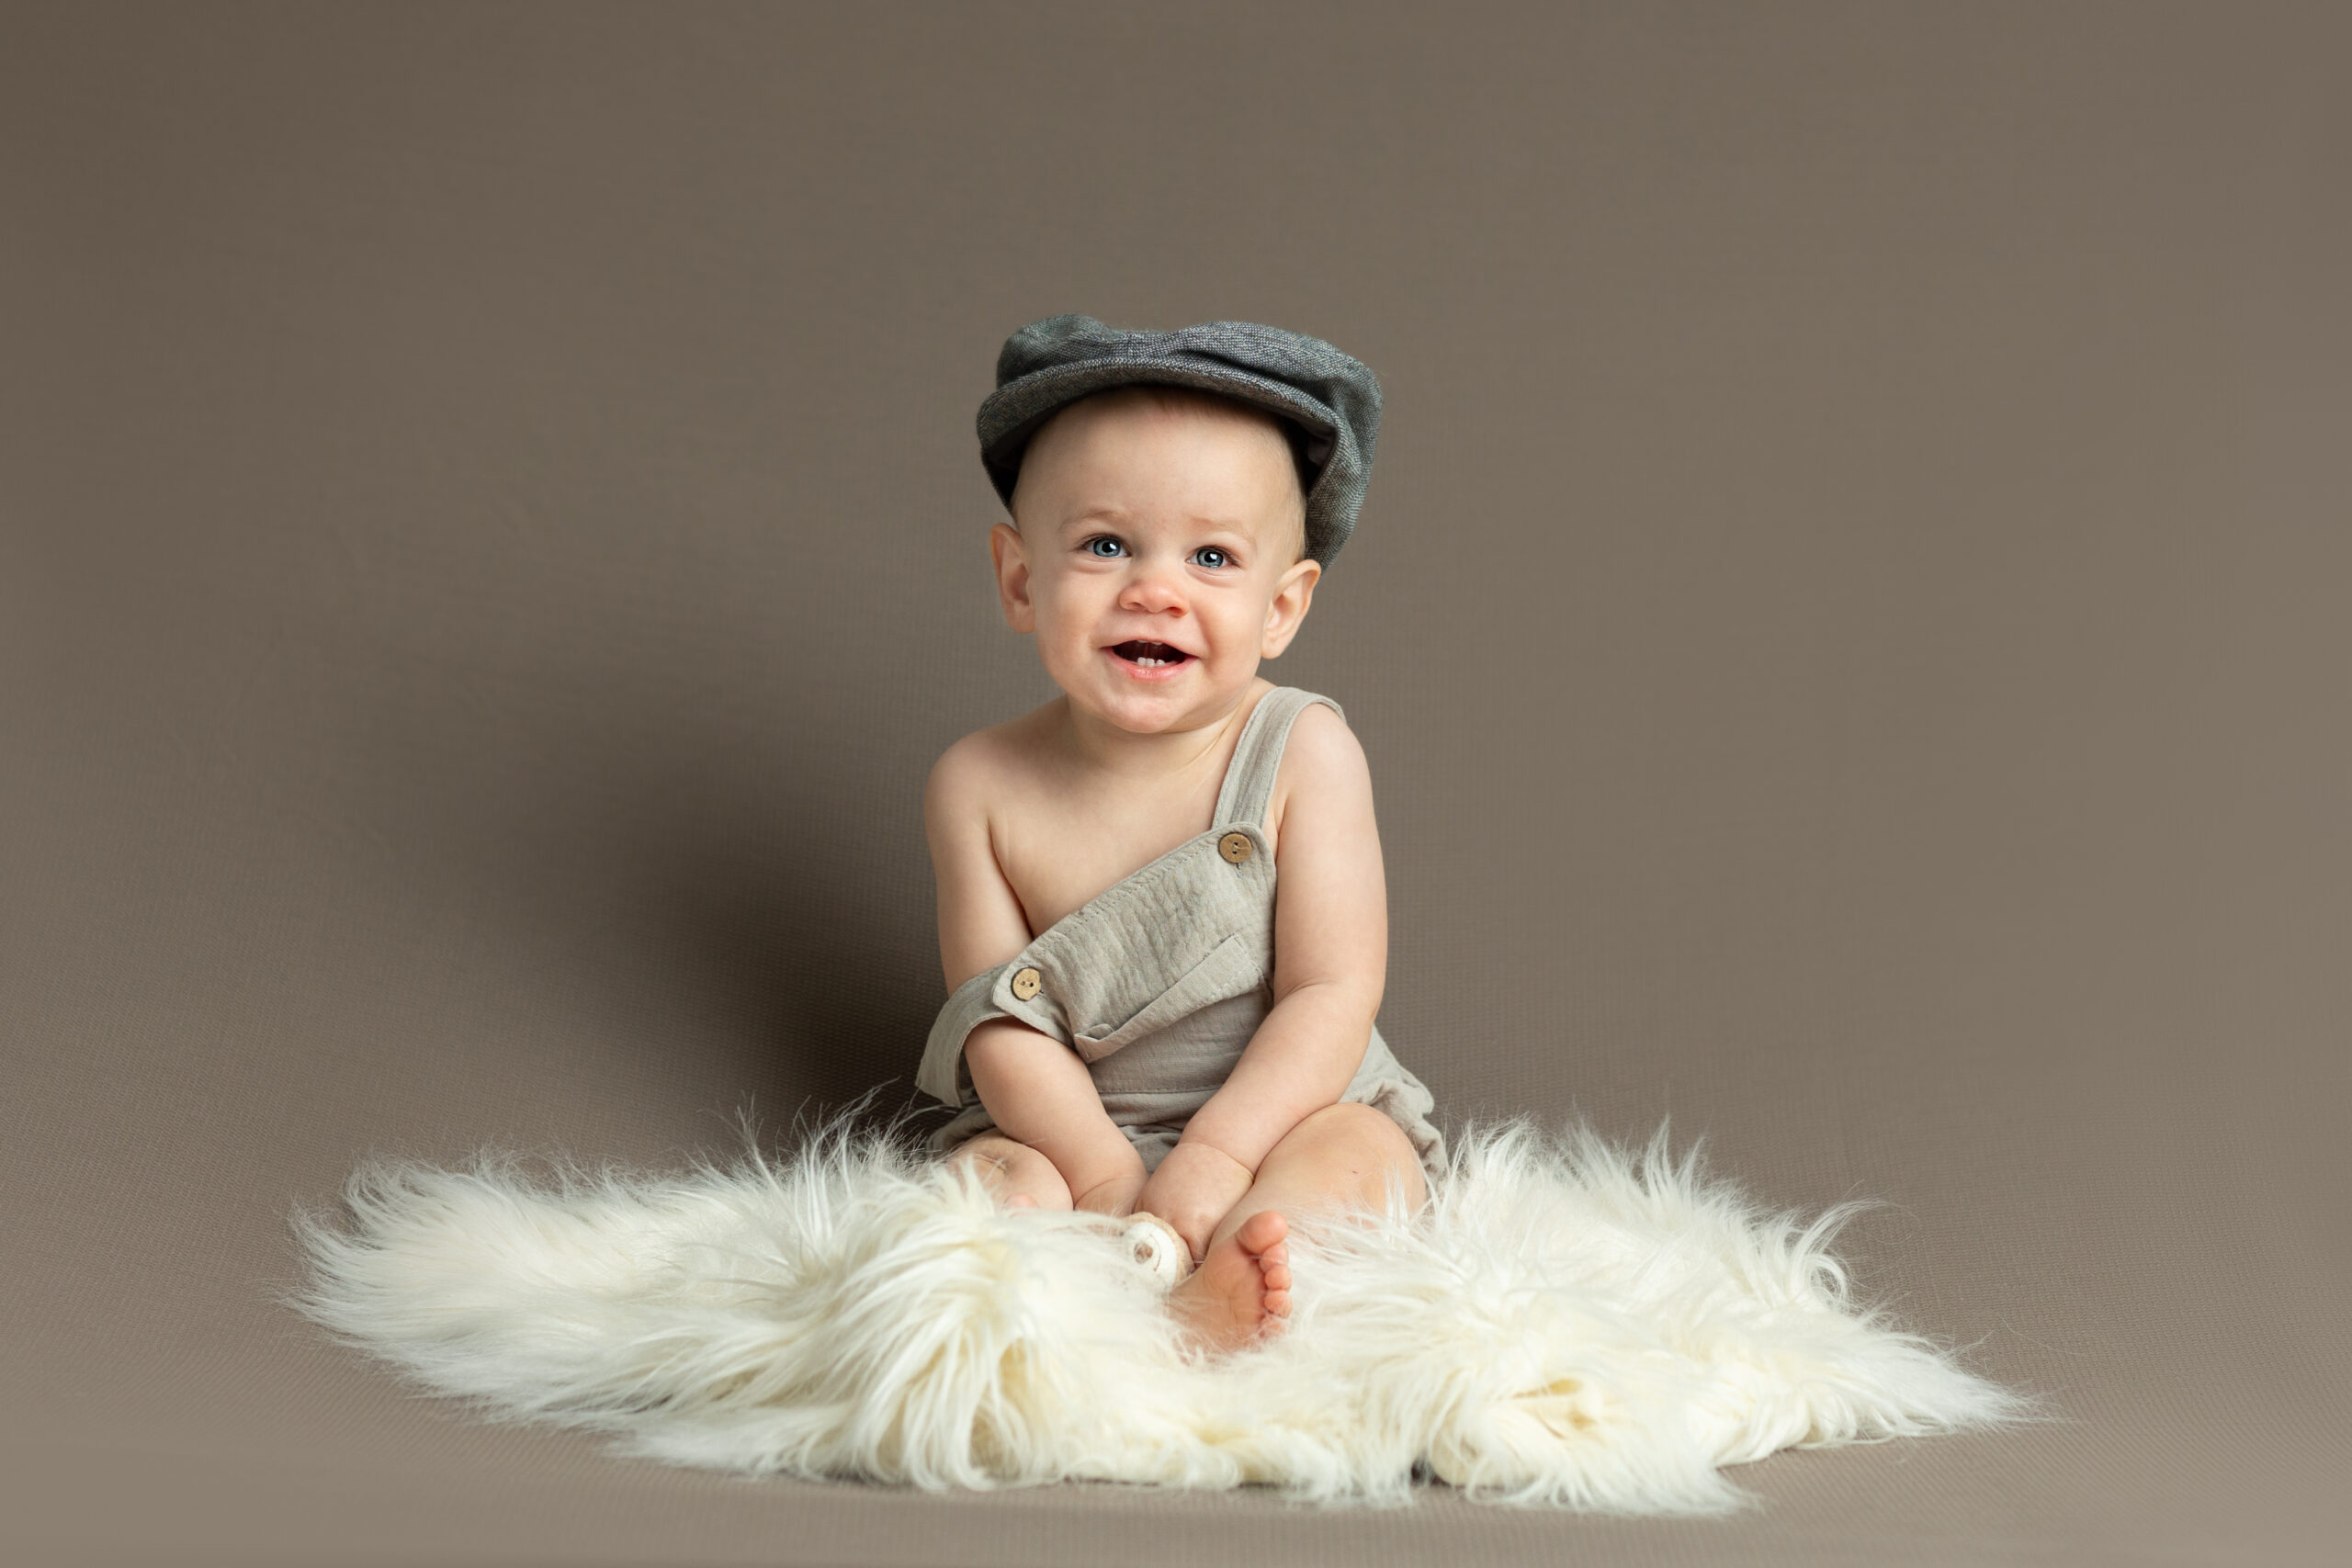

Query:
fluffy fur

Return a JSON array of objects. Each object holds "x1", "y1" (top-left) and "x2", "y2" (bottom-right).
[{"x1": 290, "y1": 1114, "x2": 2044, "y2": 1512}]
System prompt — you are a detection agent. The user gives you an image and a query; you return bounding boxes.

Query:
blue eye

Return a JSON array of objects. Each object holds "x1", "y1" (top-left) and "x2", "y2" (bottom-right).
[
  {"x1": 1193, "y1": 547, "x2": 1231, "y2": 570},
  {"x1": 1084, "y1": 536, "x2": 1125, "y2": 558}
]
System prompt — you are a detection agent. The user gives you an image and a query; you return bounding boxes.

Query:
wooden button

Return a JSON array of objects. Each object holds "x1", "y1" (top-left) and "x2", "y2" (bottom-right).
[
  {"x1": 1010, "y1": 965, "x2": 1043, "y2": 1000},
  {"x1": 1217, "y1": 831, "x2": 1253, "y2": 864}
]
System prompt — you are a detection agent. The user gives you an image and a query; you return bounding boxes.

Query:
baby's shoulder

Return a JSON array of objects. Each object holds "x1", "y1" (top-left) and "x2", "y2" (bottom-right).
[
  {"x1": 925, "y1": 722, "x2": 1009, "y2": 804},
  {"x1": 1267, "y1": 695, "x2": 1374, "y2": 840},
  {"x1": 1277, "y1": 695, "x2": 1369, "y2": 787},
  {"x1": 923, "y1": 707, "x2": 1052, "y2": 821},
  {"x1": 1284, "y1": 693, "x2": 1355, "y2": 746}
]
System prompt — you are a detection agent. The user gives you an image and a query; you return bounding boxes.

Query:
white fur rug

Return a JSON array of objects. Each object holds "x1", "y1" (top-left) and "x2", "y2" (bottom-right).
[{"x1": 291, "y1": 1114, "x2": 2040, "y2": 1512}]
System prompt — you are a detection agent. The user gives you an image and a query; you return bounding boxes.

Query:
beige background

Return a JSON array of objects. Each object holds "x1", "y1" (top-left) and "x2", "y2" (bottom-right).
[{"x1": 4, "y1": 4, "x2": 2346, "y2": 1563}]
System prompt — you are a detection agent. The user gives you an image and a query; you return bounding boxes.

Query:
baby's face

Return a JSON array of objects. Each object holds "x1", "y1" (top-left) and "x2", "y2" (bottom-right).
[{"x1": 991, "y1": 389, "x2": 1322, "y2": 733}]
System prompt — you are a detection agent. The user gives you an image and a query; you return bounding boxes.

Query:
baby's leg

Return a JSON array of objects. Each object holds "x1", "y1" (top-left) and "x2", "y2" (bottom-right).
[
  {"x1": 1170, "y1": 1101, "x2": 1427, "y2": 1353},
  {"x1": 947, "y1": 1133, "x2": 1074, "y2": 1211}
]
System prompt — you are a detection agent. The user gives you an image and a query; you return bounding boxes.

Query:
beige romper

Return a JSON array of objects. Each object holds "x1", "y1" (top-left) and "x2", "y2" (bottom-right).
[{"x1": 916, "y1": 685, "x2": 1449, "y2": 1184}]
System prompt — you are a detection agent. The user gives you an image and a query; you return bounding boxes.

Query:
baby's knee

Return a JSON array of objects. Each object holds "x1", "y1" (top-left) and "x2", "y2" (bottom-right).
[
  {"x1": 950, "y1": 1134, "x2": 1074, "y2": 1209},
  {"x1": 1288, "y1": 1103, "x2": 1424, "y2": 1201},
  {"x1": 1294, "y1": 1100, "x2": 1403, "y2": 1152}
]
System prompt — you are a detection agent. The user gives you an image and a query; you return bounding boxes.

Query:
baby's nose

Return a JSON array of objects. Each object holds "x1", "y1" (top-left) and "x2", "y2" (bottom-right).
[{"x1": 1117, "y1": 569, "x2": 1189, "y2": 614}]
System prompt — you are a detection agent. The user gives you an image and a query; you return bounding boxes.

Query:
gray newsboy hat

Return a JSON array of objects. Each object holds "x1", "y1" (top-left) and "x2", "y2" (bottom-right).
[{"x1": 977, "y1": 313, "x2": 1382, "y2": 567}]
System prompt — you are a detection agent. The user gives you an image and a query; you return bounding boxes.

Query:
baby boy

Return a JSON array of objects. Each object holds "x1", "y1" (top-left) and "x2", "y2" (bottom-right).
[{"x1": 915, "y1": 316, "x2": 1448, "y2": 1354}]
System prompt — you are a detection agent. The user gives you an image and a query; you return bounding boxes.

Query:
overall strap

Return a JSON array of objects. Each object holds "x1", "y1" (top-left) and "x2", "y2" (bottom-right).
[{"x1": 1212, "y1": 687, "x2": 1345, "y2": 832}]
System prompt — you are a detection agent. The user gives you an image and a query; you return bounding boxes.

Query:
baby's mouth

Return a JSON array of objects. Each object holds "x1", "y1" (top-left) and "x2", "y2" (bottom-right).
[{"x1": 1109, "y1": 639, "x2": 1192, "y2": 670}]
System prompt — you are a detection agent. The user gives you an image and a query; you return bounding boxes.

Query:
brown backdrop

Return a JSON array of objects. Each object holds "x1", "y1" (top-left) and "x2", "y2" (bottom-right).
[{"x1": 4, "y1": 4, "x2": 2346, "y2": 1564}]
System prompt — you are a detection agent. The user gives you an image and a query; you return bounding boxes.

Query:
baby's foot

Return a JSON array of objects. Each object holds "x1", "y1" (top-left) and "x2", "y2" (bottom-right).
[{"x1": 1169, "y1": 1209, "x2": 1292, "y2": 1355}]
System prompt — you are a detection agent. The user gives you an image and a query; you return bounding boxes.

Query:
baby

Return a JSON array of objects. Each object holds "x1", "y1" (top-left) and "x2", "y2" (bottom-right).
[{"x1": 915, "y1": 316, "x2": 1448, "y2": 1354}]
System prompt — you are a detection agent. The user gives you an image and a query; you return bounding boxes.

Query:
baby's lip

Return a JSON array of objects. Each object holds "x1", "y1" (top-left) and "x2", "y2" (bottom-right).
[{"x1": 1104, "y1": 637, "x2": 1194, "y2": 660}]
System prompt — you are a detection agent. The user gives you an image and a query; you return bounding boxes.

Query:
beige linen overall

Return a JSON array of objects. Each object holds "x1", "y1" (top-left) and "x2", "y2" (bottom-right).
[{"x1": 917, "y1": 685, "x2": 1449, "y2": 1183}]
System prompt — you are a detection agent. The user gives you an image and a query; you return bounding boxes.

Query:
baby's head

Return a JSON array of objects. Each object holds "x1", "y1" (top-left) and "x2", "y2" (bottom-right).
[
  {"x1": 988, "y1": 385, "x2": 1323, "y2": 728},
  {"x1": 974, "y1": 316, "x2": 1382, "y2": 732}
]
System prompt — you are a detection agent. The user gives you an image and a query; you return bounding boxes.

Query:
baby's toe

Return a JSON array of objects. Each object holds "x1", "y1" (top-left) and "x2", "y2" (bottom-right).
[
  {"x1": 1261, "y1": 1260, "x2": 1292, "y2": 1292},
  {"x1": 1236, "y1": 1209, "x2": 1289, "y2": 1254},
  {"x1": 1263, "y1": 1288, "x2": 1293, "y2": 1319}
]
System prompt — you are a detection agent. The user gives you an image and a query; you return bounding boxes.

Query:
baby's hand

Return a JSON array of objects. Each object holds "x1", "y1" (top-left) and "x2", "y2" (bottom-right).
[{"x1": 1135, "y1": 1142, "x2": 1256, "y2": 1262}]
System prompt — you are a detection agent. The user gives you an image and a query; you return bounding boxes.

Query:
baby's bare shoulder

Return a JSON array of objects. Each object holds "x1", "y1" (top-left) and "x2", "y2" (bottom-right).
[{"x1": 924, "y1": 710, "x2": 1052, "y2": 825}]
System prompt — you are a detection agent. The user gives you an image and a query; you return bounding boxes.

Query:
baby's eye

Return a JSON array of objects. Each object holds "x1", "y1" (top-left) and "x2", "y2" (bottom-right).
[
  {"x1": 1193, "y1": 547, "x2": 1233, "y2": 570},
  {"x1": 1082, "y1": 536, "x2": 1125, "y2": 558}
]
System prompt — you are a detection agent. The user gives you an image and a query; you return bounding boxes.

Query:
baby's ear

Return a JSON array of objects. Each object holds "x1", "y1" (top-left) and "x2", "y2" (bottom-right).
[
  {"x1": 989, "y1": 522, "x2": 1035, "y2": 632},
  {"x1": 1261, "y1": 557, "x2": 1322, "y2": 657}
]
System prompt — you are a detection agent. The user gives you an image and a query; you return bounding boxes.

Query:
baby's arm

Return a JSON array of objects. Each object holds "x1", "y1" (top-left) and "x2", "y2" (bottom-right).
[
  {"x1": 925, "y1": 739, "x2": 1147, "y2": 1212},
  {"x1": 1136, "y1": 705, "x2": 1389, "y2": 1248}
]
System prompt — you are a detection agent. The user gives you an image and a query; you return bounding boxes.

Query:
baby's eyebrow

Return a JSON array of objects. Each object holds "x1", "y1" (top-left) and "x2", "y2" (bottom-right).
[{"x1": 1182, "y1": 513, "x2": 1258, "y2": 537}]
